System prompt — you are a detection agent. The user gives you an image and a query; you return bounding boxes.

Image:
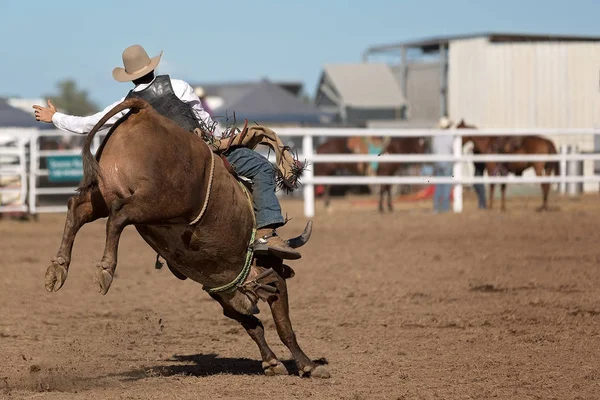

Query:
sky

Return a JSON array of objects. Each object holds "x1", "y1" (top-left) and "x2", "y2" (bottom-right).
[{"x1": 1, "y1": 0, "x2": 599, "y2": 107}]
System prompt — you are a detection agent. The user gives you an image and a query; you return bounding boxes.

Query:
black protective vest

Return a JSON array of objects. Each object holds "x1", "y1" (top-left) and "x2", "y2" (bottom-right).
[{"x1": 125, "y1": 75, "x2": 201, "y2": 132}]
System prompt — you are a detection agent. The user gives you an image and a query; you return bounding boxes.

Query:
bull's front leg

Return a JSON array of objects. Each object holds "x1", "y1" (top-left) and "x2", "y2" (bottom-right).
[
  {"x1": 94, "y1": 192, "x2": 160, "y2": 295},
  {"x1": 46, "y1": 189, "x2": 107, "y2": 292}
]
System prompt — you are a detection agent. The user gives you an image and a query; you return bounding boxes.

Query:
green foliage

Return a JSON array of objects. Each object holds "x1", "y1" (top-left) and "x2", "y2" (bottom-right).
[{"x1": 46, "y1": 80, "x2": 99, "y2": 116}]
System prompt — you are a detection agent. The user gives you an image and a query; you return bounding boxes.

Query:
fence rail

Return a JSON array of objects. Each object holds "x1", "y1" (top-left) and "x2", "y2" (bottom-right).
[
  {"x1": 292, "y1": 128, "x2": 600, "y2": 217},
  {"x1": 0, "y1": 127, "x2": 598, "y2": 217}
]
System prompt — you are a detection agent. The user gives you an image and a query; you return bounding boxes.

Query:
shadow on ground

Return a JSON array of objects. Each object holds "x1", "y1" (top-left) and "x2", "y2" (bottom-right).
[{"x1": 110, "y1": 353, "x2": 328, "y2": 380}]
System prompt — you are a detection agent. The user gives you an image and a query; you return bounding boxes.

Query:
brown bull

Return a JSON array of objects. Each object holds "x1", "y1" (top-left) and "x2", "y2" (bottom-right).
[
  {"x1": 44, "y1": 98, "x2": 329, "y2": 378},
  {"x1": 458, "y1": 120, "x2": 559, "y2": 211},
  {"x1": 376, "y1": 137, "x2": 427, "y2": 213}
]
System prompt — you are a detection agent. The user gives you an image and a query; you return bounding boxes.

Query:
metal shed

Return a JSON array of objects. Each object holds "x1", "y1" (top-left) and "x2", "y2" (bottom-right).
[
  {"x1": 314, "y1": 63, "x2": 407, "y2": 126},
  {"x1": 363, "y1": 33, "x2": 600, "y2": 128}
]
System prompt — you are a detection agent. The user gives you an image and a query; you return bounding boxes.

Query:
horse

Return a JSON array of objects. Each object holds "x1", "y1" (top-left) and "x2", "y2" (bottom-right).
[
  {"x1": 376, "y1": 137, "x2": 427, "y2": 212},
  {"x1": 457, "y1": 119, "x2": 559, "y2": 211},
  {"x1": 44, "y1": 98, "x2": 330, "y2": 379},
  {"x1": 314, "y1": 137, "x2": 370, "y2": 210}
]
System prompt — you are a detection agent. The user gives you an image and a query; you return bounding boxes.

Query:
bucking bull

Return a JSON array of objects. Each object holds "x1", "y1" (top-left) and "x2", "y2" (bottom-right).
[{"x1": 44, "y1": 98, "x2": 330, "y2": 378}]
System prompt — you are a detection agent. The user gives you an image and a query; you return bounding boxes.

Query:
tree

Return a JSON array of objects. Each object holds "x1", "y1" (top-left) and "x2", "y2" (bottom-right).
[{"x1": 46, "y1": 80, "x2": 99, "y2": 116}]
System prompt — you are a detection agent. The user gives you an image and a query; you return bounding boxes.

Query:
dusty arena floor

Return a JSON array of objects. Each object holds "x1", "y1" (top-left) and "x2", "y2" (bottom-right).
[{"x1": 1, "y1": 192, "x2": 600, "y2": 399}]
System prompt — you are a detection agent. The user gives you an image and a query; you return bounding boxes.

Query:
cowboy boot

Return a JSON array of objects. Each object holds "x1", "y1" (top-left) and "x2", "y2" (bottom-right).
[{"x1": 254, "y1": 228, "x2": 301, "y2": 260}]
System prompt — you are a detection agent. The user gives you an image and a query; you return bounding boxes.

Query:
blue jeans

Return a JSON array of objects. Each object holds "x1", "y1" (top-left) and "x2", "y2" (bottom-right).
[
  {"x1": 225, "y1": 147, "x2": 285, "y2": 229},
  {"x1": 433, "y1": 162, "x2": 453, "y2": 212},
  {"x1": 473, "y1": 164, "x2": 486, "y2": 209}
]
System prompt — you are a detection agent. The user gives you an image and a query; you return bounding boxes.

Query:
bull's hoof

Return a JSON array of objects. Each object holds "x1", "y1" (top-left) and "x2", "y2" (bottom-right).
[
  {"x1": 300, "y1": 364, "x2": 330, "y2": 379},
  {"x1": 45, "y1": 257, "x2": 68, "y2": 292},
  {"x1": 93, "y1": 265, "x2": 113, "y2": 295},
  {"x1": 262, "y1": 360, "x2": 288, "y2": 376},
  {"x1": 536, "y1": 205, "x2": 548, "y2": 212}
]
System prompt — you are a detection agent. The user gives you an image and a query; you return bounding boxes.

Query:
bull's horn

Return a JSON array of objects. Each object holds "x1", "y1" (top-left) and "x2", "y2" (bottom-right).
[{"x1": 285, "y1": 220, "x2": 313, "y2": 249}]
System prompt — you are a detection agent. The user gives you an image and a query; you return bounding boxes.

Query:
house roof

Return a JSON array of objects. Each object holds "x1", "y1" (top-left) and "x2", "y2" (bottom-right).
[
  {"x1": 319, "y1": 63, "x2": 406, "y2": 109},
  {"x1": 365, "y1": 32, "x2": 600, "y2": 54},
  {"x1": 214, "y1": 79, "x2": 330, "y2": 124},
  {"x1": 189, "y1": 81, "x2": 303, "y2": 108},
  {"x1": 0, "y1": 98, "x2": 52, "y2": 129}
]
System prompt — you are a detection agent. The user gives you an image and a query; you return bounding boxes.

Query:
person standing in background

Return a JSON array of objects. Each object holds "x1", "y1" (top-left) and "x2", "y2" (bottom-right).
[
  {"x1": 432, "y1": 117, "x2": 454, "y2": 213},
  {"x1": 472, "y1": 148, "x2": 487, "y2": 209}
]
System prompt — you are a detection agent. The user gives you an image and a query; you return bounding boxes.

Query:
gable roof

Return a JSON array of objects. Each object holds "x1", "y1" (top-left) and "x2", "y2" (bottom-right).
[
  {"x1": 190, "y1": 81, "x2": 303, "y2": 109},
  {"x1": 0, "y1": 98, "x2": 51, "y2": 129},
  {"x1": 319, "y1": 63, "x2": 406, "y2": 109},
  {"x1": 365, "y1": 32, "x2": 600, "y2": 54},
  {"x1": 214, "y1": 79, "x2": 330, "y2": 124}
]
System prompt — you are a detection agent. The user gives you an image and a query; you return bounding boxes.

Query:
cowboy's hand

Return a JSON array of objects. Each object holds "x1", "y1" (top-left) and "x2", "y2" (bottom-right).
[{"x1": 33, "y1": 100, "x2": 57, "y2": 123}]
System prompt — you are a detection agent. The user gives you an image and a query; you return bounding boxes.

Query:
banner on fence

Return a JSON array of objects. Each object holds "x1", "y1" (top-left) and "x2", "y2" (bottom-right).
[{"x1": 47, "y1": 155, "x2": 83, "y2": 182}]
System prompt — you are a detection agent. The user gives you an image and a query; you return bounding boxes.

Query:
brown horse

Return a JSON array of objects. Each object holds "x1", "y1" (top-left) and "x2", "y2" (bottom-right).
[
  {"x1": 314, "y1": 137, "x2": 369, "y2": 209},
  {"x1": 44, "y1": 98, "x2": 329, "y2": 378},
  {"x1": 376, "y1": 137, "x2": 427, "y2": 212},
  {"x1": 457, "y1": 119, "x2": 559, "y2": 211}
]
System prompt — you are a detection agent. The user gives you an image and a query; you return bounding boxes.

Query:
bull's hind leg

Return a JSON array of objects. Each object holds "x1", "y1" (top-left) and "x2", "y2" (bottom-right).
[
  {"x1": 46, "y1": 189, "x2": 108, "y2": 292},
  {"x1": 211, "y1": 295, "x2": 288, "y2": 376},
  {"x1": 267, "y1": 273, "x2": 330, "y2": 378}
]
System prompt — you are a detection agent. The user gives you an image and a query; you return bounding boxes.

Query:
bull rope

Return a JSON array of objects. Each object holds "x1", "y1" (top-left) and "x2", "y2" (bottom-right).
[
  {"x1": 189, "y1": 140, "x2": 216, "y2": 225},
  {"x1": 203, "y1": 181, "x2": 257, "y2": 295}
]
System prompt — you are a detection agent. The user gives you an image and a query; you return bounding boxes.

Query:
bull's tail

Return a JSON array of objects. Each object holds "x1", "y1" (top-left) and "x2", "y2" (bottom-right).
[{"x1": 78, "y1": 98, "x2": 151, "y2": 192}]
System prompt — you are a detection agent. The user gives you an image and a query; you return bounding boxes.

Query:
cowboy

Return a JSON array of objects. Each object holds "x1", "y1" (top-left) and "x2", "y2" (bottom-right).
[{"x1": 33, "y1": 44, "x2": 301, "y2": 260}]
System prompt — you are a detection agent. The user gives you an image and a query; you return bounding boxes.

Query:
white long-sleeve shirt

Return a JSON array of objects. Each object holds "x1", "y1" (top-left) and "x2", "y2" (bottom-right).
[{"x1": 51, "y1": 77, "x2": 223, "y2": 138}]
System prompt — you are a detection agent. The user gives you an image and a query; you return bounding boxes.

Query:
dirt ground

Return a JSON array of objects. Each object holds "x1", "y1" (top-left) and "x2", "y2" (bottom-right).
[{"x1": 1, "y1": 192, "x2": 600, "y2": 399}]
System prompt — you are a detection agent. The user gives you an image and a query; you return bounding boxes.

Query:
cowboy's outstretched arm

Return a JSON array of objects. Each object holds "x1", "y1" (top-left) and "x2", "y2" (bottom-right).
[{"x1": 33, "y1": 98, "x2": 127, "y2": 134}]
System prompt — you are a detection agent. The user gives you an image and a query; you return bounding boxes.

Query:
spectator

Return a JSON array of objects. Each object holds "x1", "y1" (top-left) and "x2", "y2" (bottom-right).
[
  {"x1": 472, "y1": 148, "x2": 487, "y2": 209},
  {"x1": 432, "y1": 117, "x2": 454, "y2": 213}
]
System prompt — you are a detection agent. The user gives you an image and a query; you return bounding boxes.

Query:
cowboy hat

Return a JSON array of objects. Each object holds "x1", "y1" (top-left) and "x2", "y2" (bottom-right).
[
  {"x1": 112, "y1": 44, "x2": 163, "y2": 83},
  {"x1": 438, "y1": 116, "x2": 453, "y2": 129}
]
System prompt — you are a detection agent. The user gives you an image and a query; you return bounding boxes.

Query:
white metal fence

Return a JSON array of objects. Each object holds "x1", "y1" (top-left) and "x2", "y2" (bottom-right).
[
  {"x1": 273, "y1": 128, "x2": 600, "y2": 217},
  {"x1": 28, "y1": 130, "x2": 105, "y2": 214},
  {"x1": 0, "y1": 130, "x2": 30, "y2": 213},
  {"x1": 1, "y1": 127, "x2": 599, "y2": 218}
]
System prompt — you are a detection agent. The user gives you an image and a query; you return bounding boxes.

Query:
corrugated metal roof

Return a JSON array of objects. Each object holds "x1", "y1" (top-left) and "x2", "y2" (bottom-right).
[
  {"x1": 366, "y1": 32, "x2": 600, "y2": 54},
  {"x1": 322, "y1": 63, "x2": 406, "y2": 109}
]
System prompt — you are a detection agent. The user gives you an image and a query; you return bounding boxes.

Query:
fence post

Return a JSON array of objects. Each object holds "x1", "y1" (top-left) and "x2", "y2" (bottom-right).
[
  {"x1": 567, "y1": 145, "x2": 582, "y2": 197},
  {"x1": 18, "y1": 136, "x2": 27, "y2": 212},
  {"x1": 302, "y1": 134, "x2": 315, "y2": 218},
  {"x1": 452, "y1": 133, "x2": 463, "y2": 213},
  {"x1": 28, "y1": 132, "x2": 38, "y2": 215},
  {"x1": 559, "y1": 145, "x2": 568, "y2": 194}
]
